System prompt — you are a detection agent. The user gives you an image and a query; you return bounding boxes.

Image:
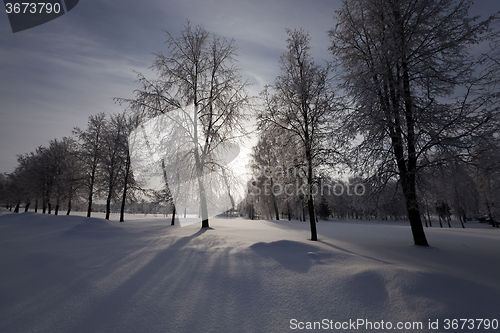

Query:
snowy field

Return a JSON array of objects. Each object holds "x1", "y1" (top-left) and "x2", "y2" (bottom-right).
[{"x1": 0, "y1": 210, "x2": 499, "y2": 333}]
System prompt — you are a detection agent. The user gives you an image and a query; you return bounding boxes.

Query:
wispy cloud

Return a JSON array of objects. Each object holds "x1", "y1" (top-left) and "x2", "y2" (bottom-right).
[{"x1": 1, "y1": 0, "x2": 496, "y2": 172}]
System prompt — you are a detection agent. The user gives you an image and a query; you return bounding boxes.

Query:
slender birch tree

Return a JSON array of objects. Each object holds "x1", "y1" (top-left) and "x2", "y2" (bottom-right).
[
  {"x1": 257, "y1": 29, "x2": 338, "y2": 241},
  {"x1": 119, "y1": 113, "x2": 140, "y2": 222}
]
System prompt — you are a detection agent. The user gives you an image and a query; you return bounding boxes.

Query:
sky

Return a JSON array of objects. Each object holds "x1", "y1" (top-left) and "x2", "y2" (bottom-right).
[{"x1": 1, "y1": 0, "x2": 499, "y2": 173}]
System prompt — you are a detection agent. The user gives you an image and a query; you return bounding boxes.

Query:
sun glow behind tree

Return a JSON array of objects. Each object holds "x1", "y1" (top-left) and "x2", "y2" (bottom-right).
[{"x1": 128, "y1": 106, "x2": 250, "y2": 226}]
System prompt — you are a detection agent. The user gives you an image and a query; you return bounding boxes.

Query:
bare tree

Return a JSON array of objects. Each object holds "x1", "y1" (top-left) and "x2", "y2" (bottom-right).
[
  {"x1": 10, "y1": 138, "x2": 82, "y2": 215},
  {"x1": 46, "y1": 138, "x2": 83, "y2": 215},
  {"x1": 100, "y1": 113, "x2": 129, "y2": 220},
  {"x1": 15, "y1": 151, "x2": 40, "y2": 212},
  {"x1": 35, "y1": 146, "x2": 56, "y2": 214},
  {"x1": 59, "y1": 137, "x2": 85, "y2": 216},
  {"x1": 119, "y1": 22, "x2": 250, "y2": 228},
  {"x1": 257, "y1": 29, "x2": 338, "y2": 241},
  {"x1": 73, "y1": 112, "x2": 106, "y2": 218},
  {"x1": 329, "y1": 0, "x2": 498, "y2": 245},
  {"x1": 4, "y1": 169, "x2": 24, "y2": 213},
  {"x1": 119, "y1": 113, "x2": 141, "y2": 222}
]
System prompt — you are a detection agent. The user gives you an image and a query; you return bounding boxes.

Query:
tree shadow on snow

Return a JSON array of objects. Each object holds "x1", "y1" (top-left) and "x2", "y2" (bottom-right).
[
  {"x1": 62, "y1": 218, "x2": 130, "y2": 238},
  {"x1": 60, "y1": 227, "x2": 213, "y2": 330},
  {"x1": 319, "y1": 240, "x2": 393, "y2": 265},
  {"x1": 250, "y1": 240, "x2": 333, "y2": 273}
]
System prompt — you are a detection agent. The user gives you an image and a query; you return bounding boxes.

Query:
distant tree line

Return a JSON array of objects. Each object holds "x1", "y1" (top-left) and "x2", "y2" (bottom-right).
[
  {"x1": 245, "y1": 140, "x2": 500, "y2": 227},
  {"x1": 0, "y1": 111, "x2": 160, "y2": 222}
]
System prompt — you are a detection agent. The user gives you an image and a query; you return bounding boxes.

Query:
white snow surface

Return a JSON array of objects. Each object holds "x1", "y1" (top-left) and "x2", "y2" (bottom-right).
[{"x1": 1, "y1": 211, "x2": 499, "y2": 332}]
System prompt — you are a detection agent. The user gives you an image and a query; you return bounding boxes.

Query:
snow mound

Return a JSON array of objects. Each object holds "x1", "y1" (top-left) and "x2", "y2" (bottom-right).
[
  {"x1": 62, "y1": 218, "x2": 129, "y2": 238},
  {"x1": 250, "y1": 240, "x2": 336, "y2": 272}
]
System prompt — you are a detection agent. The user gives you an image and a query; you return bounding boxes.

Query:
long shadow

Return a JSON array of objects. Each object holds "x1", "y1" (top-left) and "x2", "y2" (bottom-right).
[
  {"x1": 318, "y1": 240, "x2": 393, "y2": 265},
  {"x1": 260, "y1": 219, "x2": 310, "y2": 231},
  {"x1": 254, "y1": 219, "x2": 394, "y2": 265},
  {"x1": 250, "y1": 240, "x2": 334, "y2": 273},
  {"x1": 168, "y1": 227, "x2": 210, "y2": 248},
  {"x1": 65, "y1": 227, "x2": 211, "y2": 332}
]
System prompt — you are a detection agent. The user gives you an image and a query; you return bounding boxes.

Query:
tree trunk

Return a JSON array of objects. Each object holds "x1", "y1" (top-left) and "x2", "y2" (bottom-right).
[
  {"x1": 24, "y1": 201, "x2": 30, "y2": 212},
  {"x1": 401, "y1": 56, "x2": 429, "y2": 246},
  {"x1": 199, "y1": 178, "x2": 209, "y2": 228},
  {"x1": 120, "y1": 152, "x2": 131, "y2": 222},
  {"x1": 273, "y1": 200, "x2": 280, "y2": 221},
  {"x1": 302, "y1": 201, "x2": 306, "y2": 222},
  {"x1": 426, "y1": 204, "x2": 432, "y2": 227},
  {"x1": 34, "y1": 199, "x2": 38, "y2": 213},
  {"x1": 55, "y1": 196, "x2": 60, "y2": 215},
  {"x1": 401, "y1": 173, "x2": 429, "y2": 246},
  {"x1": 105, "y1": 165, "x2": 115, "y2": 220},
  {"x1": 14, "y1": 202, "x2": 20, "y2": 213},
  {"x1": 105, "y1": 195, "x2": 112, "y2": 220},
  {"x1": 307, "y1": 194, "x2": 317, "y2": 240},
  {"x1": 160, "y1": 158, "x2": 176, "y2": 226},
  {"x1": 87, "y1": 167, "x2": 96, "y2": 218},
  {"x1": 191, "y1": 102, "x2": 210, "y2": 229},
  {"x1": 171, "y1": 205, "x2": 176, "y2": 226},
  {"x1": 267, "y1": 178, "x2": 280, "y2": 220},
  {"x1": 307, "y1": 154, "x2": 318, "y2": 241},
  {"x1": 66, "y1": 198, "x2": 72, "y2": 215},
  {"x1": 385, "y1": 99, "x2": 429, "y2": 244}
]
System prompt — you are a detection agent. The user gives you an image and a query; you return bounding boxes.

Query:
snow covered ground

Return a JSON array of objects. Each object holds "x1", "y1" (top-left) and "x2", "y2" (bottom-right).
[{"x1": 1, "y1": 210, "x2": 499, "y2": 332}]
